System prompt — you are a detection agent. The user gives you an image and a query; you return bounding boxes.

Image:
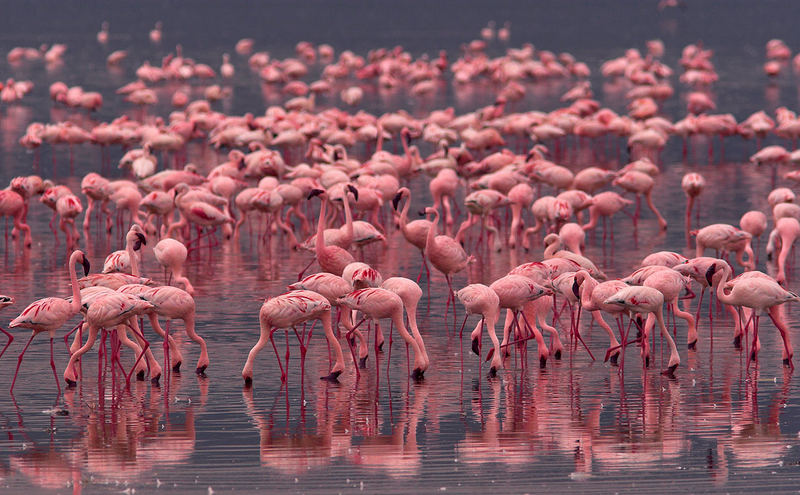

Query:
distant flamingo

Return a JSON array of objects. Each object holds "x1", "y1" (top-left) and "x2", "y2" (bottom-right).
[
  {"x1": 766, "y1": 217, "x2": 800, "y2": 284},
  {"x1": 8, "y1": 250, "x2": 90, "y2": 393},
  {"x1": 392, "y1": 187, "x2": 432, "y2": 281},
  {"x1": 681, "y1": 172, "x2": 705, "y2": 246}
]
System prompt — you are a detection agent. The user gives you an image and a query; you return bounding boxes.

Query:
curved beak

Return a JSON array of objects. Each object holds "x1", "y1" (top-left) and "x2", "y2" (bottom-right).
[
  {"x1": 307, "y1": 188, "x2": 324, "y2": 200},
  {"x1": 82, "y1": 256, "x2": 91, "y2": 276},
  {"x1": 572, "y1": 279, "x2": 580, "y2": 299},
  {"x1": 418, "y1": 209, "x2": 427, "y2": 217},
  {"x1": 392, "y1": 191, "x2": 403, "y2": 210},
  {"x1": 346, "y1": 184, "x2": 359, "y2": 202},
  {"x1": 136, "y1": 232, "x2": 147, "y2": 246},
  {"x1": 705, "y1": 263, "x2": 717, "y2": 286}
]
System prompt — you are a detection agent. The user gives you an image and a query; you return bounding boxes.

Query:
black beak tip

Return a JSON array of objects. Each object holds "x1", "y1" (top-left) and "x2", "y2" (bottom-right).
[
  {"x1": 571, "y1": 280, "x2": 580, "y2": 299},
  {"x1": 307, "y1": 189, "x2": 324, "y2": 200},
  {"x1": 136, "y1": 232, "x2": 147, "y2": 246},
  {"x1": 347, "y1": 184, "x2": 359, "y2": 201},
  {"x1": 82, "y1": 258, "x2": 91, "y2": 276},
  {"x1": 418, "y1": 209, "x2": 427, "y2": 217}
]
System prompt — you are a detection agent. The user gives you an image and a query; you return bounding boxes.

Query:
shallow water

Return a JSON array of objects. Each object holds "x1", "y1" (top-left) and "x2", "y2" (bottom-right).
[{"x1": 2, "y1": 1, "x2": 800, "y2": 493}]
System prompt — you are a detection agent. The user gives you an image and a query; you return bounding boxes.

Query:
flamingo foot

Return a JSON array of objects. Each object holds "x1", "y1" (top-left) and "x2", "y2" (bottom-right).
[
  {"x1": 539, "y1": 356, "x2": 547, "y2": 368},
  {"x1": 471, "y1": 338, "x2": 480, "y2": 356},
  {"x1": 136, "y1": 370, "x2": 145, "y2": 381},
  {"x1": 661, "y1": 363, "x2": 678, "y2": 378},
  {"x1": 196, "y1": 365, "x2": 207, "y2": 375},
  {"x1": 733, "y1": 335, "x2": 742, "y2": 349},
  {"x1": 688, "y1": 340, "x2": 697, "y2": 350},
  {"x1": 411, "y1": 368, "x2": 425, "y2": 381},
  {"x1": 320, "y1": 370, "x2": 342, "y2": 382},
  {"x1": 358, "y1": 356, "x2": 367, "y2": 368}
]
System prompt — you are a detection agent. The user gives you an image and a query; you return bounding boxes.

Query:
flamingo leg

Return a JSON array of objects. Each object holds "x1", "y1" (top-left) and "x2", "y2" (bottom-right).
[{"x1": 11, "y1": 333, "x2": 36, "y2": 393}]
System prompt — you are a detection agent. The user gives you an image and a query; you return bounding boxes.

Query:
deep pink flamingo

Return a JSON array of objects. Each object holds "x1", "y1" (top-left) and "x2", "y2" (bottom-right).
[{"x1": 8, "y1": 250, "x2": 90, "y2": 393}]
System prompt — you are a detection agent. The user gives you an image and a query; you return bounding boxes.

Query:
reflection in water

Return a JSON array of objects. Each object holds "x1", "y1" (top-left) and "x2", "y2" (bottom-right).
[{"x1": 6, "y1": 375, "x2": 205, "y2": 491}]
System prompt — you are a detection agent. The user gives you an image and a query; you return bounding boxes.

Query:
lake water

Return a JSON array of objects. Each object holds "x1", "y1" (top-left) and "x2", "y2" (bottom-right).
[{"x1": 2, "y1": 1, "x2": 800, "y2": 493}]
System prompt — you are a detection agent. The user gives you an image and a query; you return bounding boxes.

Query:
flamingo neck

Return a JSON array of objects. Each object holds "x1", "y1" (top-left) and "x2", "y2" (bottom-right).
[
  {"x1": 68, "y1": 251, "x2": 82, "y2": 315},
  {"x1": 126, "y1": 236, "x2": 140, "y2": 277},
  {"x1": 315, "y1": 196, "x2": 327, "y2": 254},
  {"x1": 425, "y1": 209, "x2": 439, "y2": 252},
  {"x1": 713, "y1": 264, "x2": 733, "y2": 305},
  {"x1": 399, "y1": 191, "x2": 410, "y2": 231},
  {"x1": 342, "y1": 195, "x2": 354, "y2": 245}
]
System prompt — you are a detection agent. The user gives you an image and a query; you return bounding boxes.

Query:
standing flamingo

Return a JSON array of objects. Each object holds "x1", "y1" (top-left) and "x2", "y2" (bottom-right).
[
  {"x1": 766, "y1": 217, "x2": 800, "y2": 284},
  {"x1": 8, "y1": 250, "x2": 90, "y2": 393},
  {"x1": 682, "y1": 172, "x2": 705, "y2": 246},
  {"x1": 153, "y1": 238, "x2": 194, "y2": 294},
  {"x1": 305, "y1": 189, "x2": 355, "y2": 277},
  {"x1": 422, "y1": 206, "x2": 473, "y2": 319},
  {"x1": 392, "y1": 187, "x2": 432, "y2": 281},
  {"x1": 706, "y1": 261, "x2": 797, "y2": 367}
]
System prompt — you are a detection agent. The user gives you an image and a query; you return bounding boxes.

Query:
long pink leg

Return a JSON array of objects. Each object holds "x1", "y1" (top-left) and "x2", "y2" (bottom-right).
[
  {"x1": 49, "y1": 337, "x2": 61, "y2": 396},
  {"x1": 10, "y1": 333, "x2": 35, "y2": 393},
  {"x1": 0, "y1": 325, "x2": 13, "y2": 359}
]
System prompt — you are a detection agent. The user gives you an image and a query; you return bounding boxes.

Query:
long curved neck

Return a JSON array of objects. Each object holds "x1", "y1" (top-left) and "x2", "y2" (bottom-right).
[
  {"x1": 315, "y1": 197, "x2": 328, "y2": 254},
  {"x1": 341, "y1": 195, "x2": 354, "y2": 245},
  {"x1": 713, "y1": 264, "x2": 734, "y2": 304},
  {"x1": 399, "y1": 191, "x2": 410, "y2": 232},
  {"x1": 426, "y1": 209, "x2": 439, "y2": 251},
  {"x1": 376, "y1": 123, "x2": 385, "y2": 152},
  {"x1": 126, "y1": 235, "x2": 140, "y2": 277},
  {"x1": 68, "y1": 252, "x2": 82, "y2": 315},
  {"x1": 544, "y1": 238, "x2": 560, "y2": 258}
]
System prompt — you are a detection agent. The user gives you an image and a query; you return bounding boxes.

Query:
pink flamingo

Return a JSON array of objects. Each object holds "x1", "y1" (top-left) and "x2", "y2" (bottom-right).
[
  {"x1": 393, "y1": 187, "x2": 432, "y2": 281},
  {"x1": 681, "y1": 172, "x2": 705, "y2": 246},
  {"x1": 766, "y1": 217, "x2": 800, "y2": 284},
  {"x1": 102, "y1": 224, "x2": 146, "y2": 274},
  {"x1": 640, "y1": 267, "x2": 698, "y2": 348},
  {"x1": 456, "y1": 284, "x2": 502, "y2": 374},
  {"x1": 8, "y1": 250, "x2": 90, "y2": 393},
  {"x1": 604, "y1": 285, "x2": 681, "y2": 376},
  {"x1": 0, "y1": 295, "x2": 14, "y2": 359},
  {"x1": 422, "y1": 206, "x2": 473, "y2": 319},
  {"x1": 63, "y1": 291, "x2": 155, "y2": 386},
  {"x1": 81, "y1": 172, "x2": 113, "y2": 234},
  {"x1": 613, "y1": 170, "x2": 667, "y2": 230},
  {"x1": 337, "y1": 288, "x2": 428, "y2": 379},
  {"x1": 116, "y1": 284, "x2": 209, "y2": 375},
  {"x1": 242, "y1": 290, "x2": 345, "y2": 384},
  {"x1": 305, "y1": 189, "x2": 355, "y2": 278},
  {"x1": 573, "y1": 271, "x2": 626, "y2": 364},
  {"x1": 491, "y1": 274, "x2": 552, "y2": 367},
  {"x1": 693, "y1": 223, "x2": 754, "y2": 271},
  {"x1": 381, "y1": 277, "x2": 429, "y2": 370},
  {"x1": 581, "y1": 191, "x2": 632, "y2": 237},
  {"x1": 740, "y1": 211, "x2": 768, "y2": 263},
  {"x1": 706, "y1": 261, "x2": 797, "y2": 368},
  {"x1": 0, "y1": 188, "x2": 32, "y2": 247},
  {"x1": 153, "y1": 238, "x2": 194, "y2": 294}
]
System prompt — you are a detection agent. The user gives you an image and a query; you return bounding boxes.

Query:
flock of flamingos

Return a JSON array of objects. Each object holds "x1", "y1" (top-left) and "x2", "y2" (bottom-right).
[{"x1": 2, "y1": 20, "x2": 800, "y2": 400}]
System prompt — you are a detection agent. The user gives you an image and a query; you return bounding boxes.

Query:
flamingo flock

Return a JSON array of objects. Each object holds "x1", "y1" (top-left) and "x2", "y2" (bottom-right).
[{"x1": 0, "y1": 20, "x2": 800, "y2": 404}]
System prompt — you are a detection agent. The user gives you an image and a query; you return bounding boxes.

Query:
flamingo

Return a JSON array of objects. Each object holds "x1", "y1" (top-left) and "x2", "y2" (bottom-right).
[
  {"x1": 706, "y1": 261, "x2": 797, "y2": 368},
  {"x1": 456, "y1": 284, "x2": 502, "y2": 374},
  {"x1": 8, "y1": 250, "x2": 90, "y2": 393},
  {"x1": 337, "y1": 288, "x2": 428, "y2": 379},
  {"x1": 153, "y1": 238, "x2": 194, "y2": 294},
  {"x1": 102, "y1": 224, "x2": 146, "y2": 274},
  {"x1": 604, "y1": 285, "x2": 681, "y2": 377},
  {"x1": 422, "y1": 206, "x2": 473, "y2": 319},
  {"x1": 681, "y1": 172, "x2": 705, "y2": 245},
  {"x1": 242, "y1": 290, "x2": 345, "y2": 384},
  {"x1": 305, "y1": 189, "x2": 355, "y2": 278}
]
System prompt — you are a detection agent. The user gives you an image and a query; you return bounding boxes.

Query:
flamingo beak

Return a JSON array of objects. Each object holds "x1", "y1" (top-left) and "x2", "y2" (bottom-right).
[
  {"x1": 347, "y1": 184, "x2": 359, "y2": 201},
  {"x1": 82, "y1": 256, "x2": 91, "y2": 276},
  {"x1": 307, "y1": 189, "x2": 324, "y2": 200},
  {"x1": 392, "y1": 191, "x2": 402, "y2": 210},
  {"x1": 136, "y1": 232, "x2": 147, "y2": 246},
  {"x1": 572, "y1": 279, "x2": 580, "y2": 299},
  {"x1": 418, "y1": 209, "x2": 427, "y2": 217},
  {"x1": 705, "y1": 263, "x2": 717, "y2": 286}
]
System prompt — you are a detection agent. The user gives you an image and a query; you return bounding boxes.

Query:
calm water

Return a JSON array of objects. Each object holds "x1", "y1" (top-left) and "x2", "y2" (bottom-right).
[{"x1": 2, "y1": 1, "x2": 800, "y2": 493}]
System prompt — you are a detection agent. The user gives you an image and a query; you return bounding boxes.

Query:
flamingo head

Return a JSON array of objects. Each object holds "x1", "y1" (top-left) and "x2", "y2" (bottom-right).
[
  {"x1": 346, "y1": 184, "x2": 359, "y2": 201},
  {"x1": 705, "y1": 262, "x2": 718, "y2": 286},
  {"x1": 308, "y1": 188, "x2": 325, "y2": 200}
]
